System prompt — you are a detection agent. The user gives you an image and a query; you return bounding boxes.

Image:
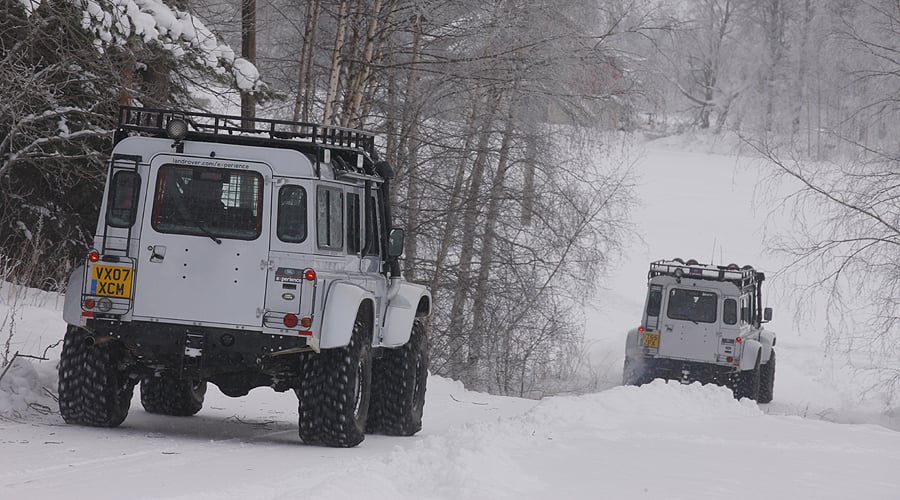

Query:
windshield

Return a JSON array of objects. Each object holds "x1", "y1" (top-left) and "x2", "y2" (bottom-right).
[
  {"x1": 152, "y1": 165, "x2": 263, "y2": 240},
  {"x1": 666, "y1": 288, "x2": 717, "y2": 324}
]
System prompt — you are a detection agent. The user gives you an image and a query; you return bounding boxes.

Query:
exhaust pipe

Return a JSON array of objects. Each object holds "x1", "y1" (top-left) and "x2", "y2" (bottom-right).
[{"x1": 84, "y1": 335, "x2": 115, "y2": 347}]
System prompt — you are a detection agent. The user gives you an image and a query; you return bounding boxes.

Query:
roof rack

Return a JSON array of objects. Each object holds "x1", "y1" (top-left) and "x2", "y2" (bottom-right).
[
  {"x1": 648, "y1": 259, "x2": 764, "y2": 289},
  {"x1": 116, "y1": 106, "x2": 376, "y2": 158}
]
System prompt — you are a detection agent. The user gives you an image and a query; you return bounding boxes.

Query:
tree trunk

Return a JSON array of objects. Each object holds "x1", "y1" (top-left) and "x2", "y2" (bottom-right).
[
  {"x1": 293, "y1": 0, "x2": 321, "y2": 125},
  {"x1": 400, "y1": 13, "x2": 424, "y2": 281},
  {"x1": 241, "y1": 0, "x2": 257, "y2": 128},
  {"x1": 322, "y1": 0, "x2": 349, "y2": 125},
  {"x1": 446, "y1": 89, "x2": 502, "y2": 381},
  {"x1": 468, "y1": 109, "x2": 515, "y2": 387},
  {"x1": 340, "y1": 0, "x2": 385, "y2": 128},
  {"x1": 521, "y1": 133, "x2": 537, "y2": 226}
]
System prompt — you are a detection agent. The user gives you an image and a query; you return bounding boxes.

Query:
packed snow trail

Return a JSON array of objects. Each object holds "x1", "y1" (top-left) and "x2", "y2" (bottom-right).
[{"x1": 3, "y1": 358, "x2": 900, "y2": 500}]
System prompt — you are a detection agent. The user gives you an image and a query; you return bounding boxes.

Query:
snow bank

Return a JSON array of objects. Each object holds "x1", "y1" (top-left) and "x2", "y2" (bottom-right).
[
  {"x1": 269, "y1": 380, "x2": 763, "y2": 500},
  {"x1": 0, "y1": 358, "x2": 58, "y2": 422}
]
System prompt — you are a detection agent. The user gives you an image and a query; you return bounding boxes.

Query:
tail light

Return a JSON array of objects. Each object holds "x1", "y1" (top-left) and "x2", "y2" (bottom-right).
[
  {"x1": 283, "y1": 313, "x2": 299, "y2": 328},
  {"x1": 304, "y1": 269, "x2": 316, "y2": 281},
  {"x1": 88, "y1": 250, "x2": 100, "y2": 262}
]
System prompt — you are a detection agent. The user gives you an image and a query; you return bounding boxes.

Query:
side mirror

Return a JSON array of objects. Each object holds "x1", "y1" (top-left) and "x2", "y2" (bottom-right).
[
  {"x1": 387, "y1": 227, "x2": 405, "y2": 258},
  {"x1": 763, "y1": 307, "x2": 773, "y2": 322}
]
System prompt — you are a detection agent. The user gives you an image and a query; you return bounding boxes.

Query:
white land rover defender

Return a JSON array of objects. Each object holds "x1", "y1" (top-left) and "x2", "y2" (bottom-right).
[
  {"x1": 623, "y1": 259, "x2": 776, "y2": 402},
  {"x1": 59, "y1": 107, "x2": 432, "y2": 447}
]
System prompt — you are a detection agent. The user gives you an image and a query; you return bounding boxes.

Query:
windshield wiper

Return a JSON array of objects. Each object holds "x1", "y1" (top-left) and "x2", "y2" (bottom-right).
[
  {"x1": 192, "y1": 220, "x2": 222, "y2": 245},
  {"x1": 173, "y1": 177, "x2": 222, "y2": 245}
]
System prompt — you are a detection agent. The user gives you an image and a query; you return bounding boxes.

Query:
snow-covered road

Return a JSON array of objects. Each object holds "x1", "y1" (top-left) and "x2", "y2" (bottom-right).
[{"x1": 2, "y1": 348, "x2": 900, "y2": 500}]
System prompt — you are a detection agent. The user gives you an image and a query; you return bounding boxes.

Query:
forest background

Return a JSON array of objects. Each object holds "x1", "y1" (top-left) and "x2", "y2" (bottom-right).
[{"x1": 3, "y1": 0, "x2": 900, "y2": 397}]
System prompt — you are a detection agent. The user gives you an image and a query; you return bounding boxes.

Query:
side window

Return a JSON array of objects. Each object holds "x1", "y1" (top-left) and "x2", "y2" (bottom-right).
[
  {"x1": 347, "y1": 193, "x2": 362, "y2": 254},
  {"x1": 723, "y1": 298, "x2": 737, "y2": 325},
  {"x1": 277, "y1": 186, "x2": 307, "y2": 243},
  {"x1": 366, "y1": 195, "x2": 381, "y2": 255},
  {"x1": 317, "y1": 186, "x2": 343, "y2": 250},
  {"x1": 106, "y1": 171, "x2": 141, "y2": 228},
  {"x1": 740, "y1": 295, "x2": 750, "y2": 324}
]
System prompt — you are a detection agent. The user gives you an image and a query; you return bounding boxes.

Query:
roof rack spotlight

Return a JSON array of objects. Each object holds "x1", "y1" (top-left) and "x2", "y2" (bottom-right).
[{"x1": 166, "y1": 116, "x2": 188, "y2": 142}]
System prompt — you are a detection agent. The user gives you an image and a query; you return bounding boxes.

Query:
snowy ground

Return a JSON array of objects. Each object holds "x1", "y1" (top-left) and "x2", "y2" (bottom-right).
[{"x1": 2, "y1": 137, "x2": 900, "y2": 499}]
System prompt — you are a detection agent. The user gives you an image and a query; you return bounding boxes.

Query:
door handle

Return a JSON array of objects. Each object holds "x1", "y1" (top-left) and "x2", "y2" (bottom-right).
[{"x1": 149, "y1": 245, "x2": 167, "y2": 262}]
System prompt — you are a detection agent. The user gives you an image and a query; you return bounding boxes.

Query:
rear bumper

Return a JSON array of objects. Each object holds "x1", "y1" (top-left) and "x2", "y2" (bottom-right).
[
  {"x1": 85, "y1": 319, "x2": 309, "y2": 393},
  {"x1": 637, "y1": 356, "x2": 738, "y2": 385}
]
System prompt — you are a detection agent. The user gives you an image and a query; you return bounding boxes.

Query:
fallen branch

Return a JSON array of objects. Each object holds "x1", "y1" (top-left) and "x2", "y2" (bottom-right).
[{"x1": 0, "y1": 351, "x2": 19, "y2": 384}]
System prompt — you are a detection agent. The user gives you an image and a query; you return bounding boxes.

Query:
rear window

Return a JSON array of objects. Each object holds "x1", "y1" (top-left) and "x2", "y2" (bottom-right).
[
  {"x1": 152, "y1": 165, "x2": 262, "y2": 240},
  {"x1": 666, "y1": 288, "x2": 718, "y2": 324}
]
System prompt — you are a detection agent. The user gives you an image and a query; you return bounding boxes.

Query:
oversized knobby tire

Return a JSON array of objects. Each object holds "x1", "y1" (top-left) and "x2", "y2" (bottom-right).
[
  {"x1": 623, "y1": 356, "x2": 655, "y2": 386},
  {"x1": 733, "y1": 350, "x2": 761, "y2": 401},
  {"x1": 58, "y1": 326, "x2": 135, "y2": 427},
  {"x1": 141, "y1": 374, "x2": 207, "y2": 416},
  {"x1": 757, "y1": 350, "x2": 776, "y2": 404},
  {"x1": 623, "y1": 357, "x2": 645, "y2": 386},
  {"x1": 366, "y1": 319, "x2": 428, "y2": 436},
  {"x1": 297, "y1": 303, "x2": 373, "y2": 447}
]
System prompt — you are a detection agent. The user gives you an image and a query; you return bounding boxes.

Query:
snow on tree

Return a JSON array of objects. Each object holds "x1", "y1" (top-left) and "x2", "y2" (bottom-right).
[{"x1": 0, "y1": 0, "x2": 263, "y2": 289}]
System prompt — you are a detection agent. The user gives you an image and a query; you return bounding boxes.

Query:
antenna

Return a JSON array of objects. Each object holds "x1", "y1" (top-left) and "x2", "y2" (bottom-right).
[{"x1": 710, "y1": 238, "x2": 717, "y2": 265}]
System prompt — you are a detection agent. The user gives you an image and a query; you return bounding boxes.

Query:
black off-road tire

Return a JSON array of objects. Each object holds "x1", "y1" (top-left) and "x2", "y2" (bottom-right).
[
  {"x1": 296, "y1": 351, "x2": 325, "y2": 445},
  {"x1": 757, "y1": 350, "x2": 776, "y2": 404},
  {"x1": 733, "y1": 350, "x2": 761, "y2": 401},
  {"x1": 366, "y1": 319, "x2": 428, "y2": 436},
  {"x1": 140, "y1": 374, "x2": 207, "y2": 416},
  {"x1": 623, "y1": 357, "x2": 655, "y2": 386},
  {"x1": 297, "y1": 304, "x2": 373, "y2": 447},
  {"x1": 623, "y1": 357, "x2": 644, "y2": 386},
  {"x1": 58, "y1": 326, "x2": 135, "y2": 427}
]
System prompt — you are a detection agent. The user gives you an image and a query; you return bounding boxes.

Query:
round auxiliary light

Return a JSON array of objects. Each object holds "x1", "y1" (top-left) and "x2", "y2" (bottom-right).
[
  {"x1": 283, "y1": 313, "x2": 299, "y2": 328},
  {"x1": 88, "y1": 250, "x2": 100, "y2": 262},
  {"x1": 83, "y1": 298, "x2": 96, "y2": 309},
  {"x1": 735, "y1": 336, "x2": 742, "y2": 343},
  {"x1": 97, "y1": 298, "x2": 113, "y2": 312},
  {"x1": 304, "y1": 269, "x2": 316, "y2": 281},
  {"x1": 300, "y1": 316, "x2": 312, "y2": 329},
  {"x1": 673, "y1": 268, "x2": 684, "y2": 279},
  {"x1": 166, "y1": 117, "x2": 189, "y2": 141}
]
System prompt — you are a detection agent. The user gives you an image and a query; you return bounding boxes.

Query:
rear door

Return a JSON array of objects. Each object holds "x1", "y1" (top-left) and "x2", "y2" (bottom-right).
[
  {"x1": 131, "y1": 155, "x2": 272, "y2": 328},
  {"x1": 658, "y1": 286, "x2": 720, "y2": 362}
]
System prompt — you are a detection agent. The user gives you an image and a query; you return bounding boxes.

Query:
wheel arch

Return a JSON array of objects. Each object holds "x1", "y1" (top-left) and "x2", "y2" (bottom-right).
[
  {"x1": 62, "y1": 265, "x2": 85, "y2": 325},
  {"x1": 739, "y1": 340, "x2": 763, "y2": 371},
  {"x1": 625, "y1": 327, "x2": 640, "y2": 357},
  {"x1": 381, "y1": 282, "x2": 431, "y2": 347},
  {"x1": 319, "y1": 281, "x2": 375, "y2": 349}
]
